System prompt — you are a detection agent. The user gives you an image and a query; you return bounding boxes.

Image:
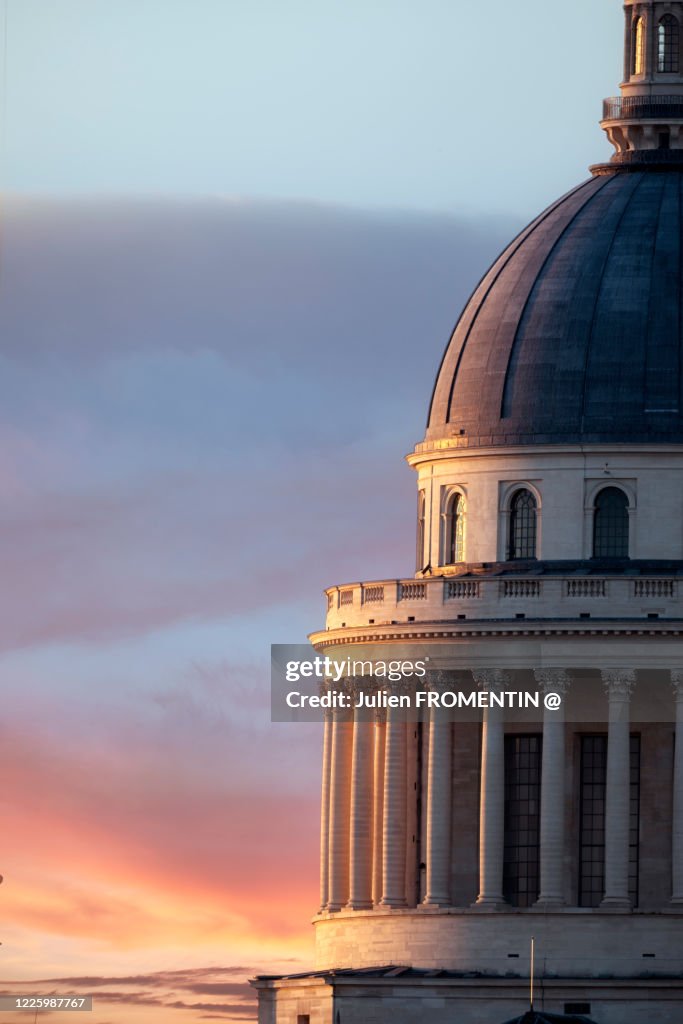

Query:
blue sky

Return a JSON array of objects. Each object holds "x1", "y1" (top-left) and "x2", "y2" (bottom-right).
[
  {"x1": 0, "y1": 4, "x2": 628, "y2": 1020},
  {"x1": 0, "y1": 195, "x2": 515, "y2": 1019},
  {"x1": 4, "y1": 0, "x2": 621, "y2": 215}
]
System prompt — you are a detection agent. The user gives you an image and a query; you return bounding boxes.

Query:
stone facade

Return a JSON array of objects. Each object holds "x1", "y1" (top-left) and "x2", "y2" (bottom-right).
[
  {"x1": 408, "y1": 446, "x2": 683, "y2": 567},
  {"x1": 602, "y1": 0, "x2": 683, "y2": 159},
  {"x1": 252, "y1": 972, "x2": 683, "y2": 1024},
  {"x1": 252, "y1": 2, "x2": 683, "y2": 1020}
]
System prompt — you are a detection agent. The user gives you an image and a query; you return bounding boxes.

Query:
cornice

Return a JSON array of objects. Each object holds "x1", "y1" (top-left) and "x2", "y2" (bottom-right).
[
  {"x1": 309, "y1": 620, "x2": 683, "y2": 649},
  {"x1": 406, "y1": 442, "x2": 683, "y2": 469}
]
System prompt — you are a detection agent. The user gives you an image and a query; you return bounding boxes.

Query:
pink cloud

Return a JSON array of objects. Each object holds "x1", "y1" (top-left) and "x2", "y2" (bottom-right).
[{"x1": 0, "y1": 684, "x2": 321, "y2": 950}]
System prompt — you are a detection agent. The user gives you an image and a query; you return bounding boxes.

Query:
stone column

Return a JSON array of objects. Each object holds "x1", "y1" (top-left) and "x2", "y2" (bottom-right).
[
  {"x1": 671, "y1": 671, "x2": 683, "y2": 904},
  {"x1": 534, "y1": 668, "x2": 570, "y2": 907},
  {"x1": 347, "y1": 689, "x2": 375, "y2": 910},
  {"x1": 423, "y1": 675, "x2": 453, "y2": 907},
  {"x1": 473, "y1": 669, "x2": 510, "y2": 907},
  {"x1": 622, "y1": 4, "x2": 630, "y2": 83},
  {"x1": 601, "y1": 669, "x2": 636, "y2": 909},
  {"x1": 380, "y1": 700, "x2": 407, "y2": 907},
  {"x1": 327, "y1": 704, "x2": 354, "y2": 912},
  {"x1": 319, "y1": 708, "x2": 333, "y2": 911},
  {"x1": 372, "y1": 708, "x2": 386, "y2": 906}
]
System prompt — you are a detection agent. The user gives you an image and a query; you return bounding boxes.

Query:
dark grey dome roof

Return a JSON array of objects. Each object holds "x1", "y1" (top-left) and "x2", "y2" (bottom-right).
[{"x1": 427, "y1": 171, "x2": 683, "y2": 447}]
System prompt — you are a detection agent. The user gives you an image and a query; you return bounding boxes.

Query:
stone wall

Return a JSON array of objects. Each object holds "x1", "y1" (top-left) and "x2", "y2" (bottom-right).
[{"x1": 314, "y1": 908, "x2": 683, "y2": 975}]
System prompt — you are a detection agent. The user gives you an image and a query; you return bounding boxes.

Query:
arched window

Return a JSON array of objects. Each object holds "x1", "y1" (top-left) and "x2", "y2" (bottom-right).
[
  {"x1": 633, "y1": 16, "x2": 646, "y2": 74},
  {"x1": 593, "y1": 487, "x2": 629, "y2": 559},
  {"x1": 446, "y1": 493, "x2": 466, "y2": 563},
  {"x1": 659, "y1": 14, "x2": 680, "y2": 72},
  {"x1": 508, "y1": 489, "x2": 537, "y2": 560},
  {"x1": 416, "y1": 490, "x2": 426, "y2": 571}
]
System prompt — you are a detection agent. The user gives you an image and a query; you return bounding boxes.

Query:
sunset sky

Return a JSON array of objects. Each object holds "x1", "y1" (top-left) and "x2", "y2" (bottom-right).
[{"x1": 0, "y1": 2, "x2": 621, "y2": 1021}]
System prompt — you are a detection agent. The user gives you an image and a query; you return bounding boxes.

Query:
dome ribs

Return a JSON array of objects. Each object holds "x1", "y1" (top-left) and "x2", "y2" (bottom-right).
[
  {"x1": 425, "y1": 169, "x2": 683, "y2": 449},
  {"x1": 500, "y1": 172, "x2": 634, "y2": 431},
  {"x1": 425, "y1": 177, "x2": 603, "y2": 437},
  {"x1": 442, "y1": 178, "x2": 608, "y2": 442},
  {"x1": 642, "y1": 173, "x2": 681, "y2": 419},
  {"x1": 583, "y1": 173, "x2": 660, "y2": 431}
]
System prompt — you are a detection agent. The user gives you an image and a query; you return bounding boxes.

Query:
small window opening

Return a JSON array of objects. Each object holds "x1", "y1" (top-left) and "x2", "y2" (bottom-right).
[
  {"x1": 447, "y1": 492, "x2": 465, "y2": 563},
  {"x1": 633, "y1": 16, "x2": 646, "y2": 74},
  {"x1": 416, "y1": 490, "x2": 426, "y2": 571},
  {"x1": 593, "y1": 487, "x2": 629, "y2": 558},
  {"x1": 659, "y1": 14, "x2": 680, "y2": 72},
  {"x1": 508, "y1": 489, "x2": 537, "y2": 560}
]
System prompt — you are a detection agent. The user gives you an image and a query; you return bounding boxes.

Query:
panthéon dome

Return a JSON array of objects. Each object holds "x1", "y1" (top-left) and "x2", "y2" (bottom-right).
[{"x1": 427, "y1": 171, "x2": 683, "y2": 448}]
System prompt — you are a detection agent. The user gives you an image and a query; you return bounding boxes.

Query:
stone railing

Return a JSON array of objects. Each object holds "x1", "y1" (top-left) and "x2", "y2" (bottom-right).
[
  {"x1": 323, "y1": 574, "x2": 682, "y2": 630},
  {"x1": 445, "y1": 579, "x2": 481, "y2": 600},
  {"x1": 501, "y1": 580, "x2": 541, "y2": 598},
  {"x1": 602, "y1": 95, "x2": 683, "y2": 120},
  {"x1": 634, "y1": 579, "x2": 677, "y2": 599},
  {"x1": 566, "y1": 579, "x2": 608, "y2": 598}
]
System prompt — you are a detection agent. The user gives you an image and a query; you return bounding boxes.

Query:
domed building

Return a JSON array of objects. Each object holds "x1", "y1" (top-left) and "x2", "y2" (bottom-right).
[{"x1": 254, "y1": 3, "x2": 683, "y2": 1022}]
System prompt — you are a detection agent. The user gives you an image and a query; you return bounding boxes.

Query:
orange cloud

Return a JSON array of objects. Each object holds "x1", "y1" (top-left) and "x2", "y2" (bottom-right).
[{"x1": 0, "y1": 723, "x2": 319, "y2": 956}]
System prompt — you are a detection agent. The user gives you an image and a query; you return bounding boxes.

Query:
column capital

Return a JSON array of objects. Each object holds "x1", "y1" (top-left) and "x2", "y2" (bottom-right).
[
  {"x1": 384, "y1": 676, "x2": 411, "y2": 695},
  {"x1": 602, "y1": 668, "x2": 636, "y2": 701},
  {"x1": 534, "y1": 667, "x2": 571, "y2": 697},
  {"x1": 473, "y1": 668, "x2": 511, "y2": 693},
  {"x1": 325, "y1": 674, "x2": 352, "y2": 699},
  {"x1": 425, "y1": 668, "x2": 456, "y2": 692},
  {"x1": 348, "y1": 674, "x2": 372, "y2": 704}
]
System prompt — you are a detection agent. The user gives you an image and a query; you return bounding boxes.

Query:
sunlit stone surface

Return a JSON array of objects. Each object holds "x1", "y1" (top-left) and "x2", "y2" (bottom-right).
[{"x1": 253, "y1": 4, "x2": 683, "y2": 1021}]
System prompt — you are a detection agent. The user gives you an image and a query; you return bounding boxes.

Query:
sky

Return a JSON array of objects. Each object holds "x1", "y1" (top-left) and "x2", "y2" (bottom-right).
[
  {"x1": 2, "y1": 0, "x2": 621, "y2": 216},
  {"x1": 0, "y1": 2, "x2": 623, "y2": 1022}
]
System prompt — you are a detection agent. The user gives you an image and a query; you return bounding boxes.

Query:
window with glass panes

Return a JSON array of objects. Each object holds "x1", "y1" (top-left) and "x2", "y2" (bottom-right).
[
  {"x1": 593, "y1": 487, "x2": 629, "y2": 558},
  {"x1": 579, "y1": 734, "x2": 640, "y2": 907},
  {"x1": 508, "y1": 489, "x2": 537, "y2": 560},
  {"x1": 448, "y1": 493, "x2": 465, "y2": 563},
  {"x1": 416, "y1": 490, "x2": 426, "y2": 571},
  {"x1": 633, "y1": 16, "x2": 646, "y2": 74},
  {"x1": 659, "y1": 15, "x2": 680, "y2": 72},
  {"x1": 503, "y1": 734, "x2": 542, "y2": 907}
]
